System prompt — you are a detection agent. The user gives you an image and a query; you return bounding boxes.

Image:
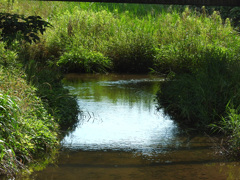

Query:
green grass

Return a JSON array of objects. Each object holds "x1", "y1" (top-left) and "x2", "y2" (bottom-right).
[
  {"x1": 2, "y1": 1, "x2": 232, "y2": 73},
  {"x1": 23, "y1": 62, "x2": 80, "y2": 132},
  {"x1": 8, "y1": 2, "x2": 239, "y2": 74},
  {"x1": 1, "y1": 1, "x2": 236, "y2": 74},
  {"x1": 157, "y1": 49, "x2": 240, "y2": 128},
  {"x1": 0, "y1": 56, "x2": 59, "y2": 177},
  {"x1": 0, "y1": 15, "x2": 79, "y2": 177}
]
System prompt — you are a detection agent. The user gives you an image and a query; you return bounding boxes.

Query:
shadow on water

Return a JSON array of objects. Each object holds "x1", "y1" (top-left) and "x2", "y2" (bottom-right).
[{"x1": 28, "y1": 73, "x2": 240, "y2": 180}]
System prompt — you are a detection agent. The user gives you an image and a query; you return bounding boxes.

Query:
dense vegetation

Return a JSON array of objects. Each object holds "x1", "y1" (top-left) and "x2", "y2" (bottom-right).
[
  {"x1": 1, "y1": 0, "x2": 240, "y2": 177},
  {"x1": 0, "y1": 43, "x2": 59, "y2": 177},
  {"x1": 0, "y1": 1, "x2": 80, "y2": 178}
]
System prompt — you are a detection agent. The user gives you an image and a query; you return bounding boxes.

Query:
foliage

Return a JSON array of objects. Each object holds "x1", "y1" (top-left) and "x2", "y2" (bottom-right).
[
  {"x1": 7, "y1": 1, "x2": 240, "y2": 74},
  {"x1": 157, "y1": 49, "x2": 240, "y2": 130},
  {"x1": 108, "y1": 33, "x2": 156, "y2": 73},
  {"x1": 0, "y1": 6, "x2": 79, "y2": 176},
  {"x1": 34, "y1": 4, "x2": 240, "y2": 73},
  {"x1": 0, "y1": 41, "x2": 18, "y2": 68},
  {"x1": 0, "y1": 65, "x2": 59, "y2": 177},
  {"x1": 58, "y1": 46, "x2": 111, "y2": 73},
  {"x1": 200, "y1": 6, "x2": 240, "y2": 29},
  {"x1": 0, "y1": 12, "x2": 52, "y2": 45},
  {"x1": 23, "y1": 62, "x2": 80, "y2": 131},
  {"x1": 154, "y1": 8, "x2": 239, "y2": 74}
]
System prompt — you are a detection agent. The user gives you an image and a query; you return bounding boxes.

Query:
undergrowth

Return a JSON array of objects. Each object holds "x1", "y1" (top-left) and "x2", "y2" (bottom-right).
[
  {"x1": 0, "y1": 54, "x2": 59, "y2": 177},
  {"x1": 157, "y1": 49, "x2": 240, "y2": 128}
]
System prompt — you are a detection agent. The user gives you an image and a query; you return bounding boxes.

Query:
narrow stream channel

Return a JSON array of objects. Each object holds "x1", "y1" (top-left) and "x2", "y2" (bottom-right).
[{"x1": 31, "y1": 73, "x2": 240, "y2": 180}]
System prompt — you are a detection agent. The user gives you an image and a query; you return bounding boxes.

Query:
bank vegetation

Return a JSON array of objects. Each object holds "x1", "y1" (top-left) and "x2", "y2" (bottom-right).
[{"x1": 1, "y1": 0, "x2": 240, "y2": 177}]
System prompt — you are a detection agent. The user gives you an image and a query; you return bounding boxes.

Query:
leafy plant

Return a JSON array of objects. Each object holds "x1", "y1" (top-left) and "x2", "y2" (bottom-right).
[{"x1": 0, "y1": 13, "x2": 52, "y2": 45}]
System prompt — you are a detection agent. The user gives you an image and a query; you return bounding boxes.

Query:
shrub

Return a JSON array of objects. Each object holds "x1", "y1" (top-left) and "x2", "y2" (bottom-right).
[
  {"x1": 0, "y1": 13, "x2": 52, "y2": 46},
  {"x1": 58, "y1": 46, "x2": 111, "y2": 73}
]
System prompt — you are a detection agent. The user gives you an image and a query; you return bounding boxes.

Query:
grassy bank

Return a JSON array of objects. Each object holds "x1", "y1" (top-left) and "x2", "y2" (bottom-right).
[
  {"x1": 0, "y1": 43, "x2": 80, "y2": 178},
  {"x1": 0, "y1": 2, "x2": 80, "y2": 176},
  {"x1": 0, "y1": 42, "x2": 59, "y2": 177}
]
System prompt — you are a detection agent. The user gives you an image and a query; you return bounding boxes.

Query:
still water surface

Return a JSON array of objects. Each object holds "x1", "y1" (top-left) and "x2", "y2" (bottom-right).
[{"x1": 31, "y1": 73, "x2": 240, "y2": 180}]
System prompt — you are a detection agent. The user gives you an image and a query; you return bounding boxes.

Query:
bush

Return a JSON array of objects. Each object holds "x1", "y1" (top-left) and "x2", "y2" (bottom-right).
[
  {"x1": 0, "y1": 13, "x2": 51, "y2": 45},
  {"x1": 58, "y1": 46, "x2": 111, "y2": 73}
]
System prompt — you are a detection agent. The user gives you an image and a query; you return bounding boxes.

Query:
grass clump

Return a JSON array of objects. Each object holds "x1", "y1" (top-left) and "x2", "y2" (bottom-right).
[
  {"x1": 209, "y1": 104, "x2": 240, "y2": 158},
  {"x1": 157, "y1": 50, "x2": 240, "y2": 128},
  {"x1": 58, "y1": 45, "x2": 111, "y2": 73},
  {"x1": 108, "y1": 33, "x2": 155, "y2": 73},
  {"x1": 156, "y1": 48, "x2": 240, "y2": 157}
]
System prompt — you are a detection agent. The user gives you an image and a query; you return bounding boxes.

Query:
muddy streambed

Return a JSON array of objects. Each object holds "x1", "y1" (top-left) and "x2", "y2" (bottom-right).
[{"x1": 30, "y1": 74, "x2": 240, "y2": 180}]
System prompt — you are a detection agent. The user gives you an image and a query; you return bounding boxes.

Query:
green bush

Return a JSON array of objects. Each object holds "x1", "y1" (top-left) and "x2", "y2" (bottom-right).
[
  {"x1": 58, "y1": 46, "x2": 111, "y2": 73},
  {"x1": 154, "y1": 9, "x2": 239, "y2": 74},
  {"x1": 0, "y1": 13, "x2": 52, "y2": 46}
]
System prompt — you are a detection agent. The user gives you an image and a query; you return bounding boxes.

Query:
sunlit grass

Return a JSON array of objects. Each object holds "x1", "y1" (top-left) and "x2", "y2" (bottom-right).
[
  {"x1": 0, "y1": 63, "x2": 59, "y2": 177},
  {"x1": 7, "y1": 1, "x2": 239, "y2": 74}
]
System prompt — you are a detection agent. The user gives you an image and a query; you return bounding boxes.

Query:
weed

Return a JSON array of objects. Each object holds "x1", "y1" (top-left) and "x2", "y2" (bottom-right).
[{"x1": 0, "y1": 42, "x2": 59, "y2": 177}]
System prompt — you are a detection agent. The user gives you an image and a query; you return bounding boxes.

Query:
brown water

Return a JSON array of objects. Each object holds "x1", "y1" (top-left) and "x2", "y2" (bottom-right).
[{"x1": 30, "y1": 73, "x2": 240, "y2": 180}]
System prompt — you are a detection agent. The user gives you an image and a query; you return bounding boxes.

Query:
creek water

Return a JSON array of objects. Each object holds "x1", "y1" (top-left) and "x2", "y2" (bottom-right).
[{"x1": 30, "y1": 73, "x2": 240, "y2": 180}]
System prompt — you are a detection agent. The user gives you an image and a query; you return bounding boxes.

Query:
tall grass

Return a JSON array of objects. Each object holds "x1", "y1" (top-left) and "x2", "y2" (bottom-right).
[
  {"x1": 5, "y1": 1, "x2": 237, "y2": 74},
  {"x1": 157, "y1": 49, "x2": 240, "y2": 128},
  {"x1": 0, "y1": 50, "x2": 59, "y2": 177}
]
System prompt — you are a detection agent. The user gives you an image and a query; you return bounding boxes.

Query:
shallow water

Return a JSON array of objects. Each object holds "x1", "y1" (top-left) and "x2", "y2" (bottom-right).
[{"x1": 30, "y1": 73, "x2": 240, "y2": 180}]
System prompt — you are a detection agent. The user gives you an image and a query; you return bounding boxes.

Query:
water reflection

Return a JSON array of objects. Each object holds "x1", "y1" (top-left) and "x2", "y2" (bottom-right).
[
  {"x1": 61, "y1": 73, "x2": 178, "y2": 154},
  {"x1": 29, "y1": 73, "x2": 240, "y2": 180}
]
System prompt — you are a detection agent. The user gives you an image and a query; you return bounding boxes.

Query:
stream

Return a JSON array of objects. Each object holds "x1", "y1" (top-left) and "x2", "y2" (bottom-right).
[{"x1": 30, "y1": 73, "x2": 240, "y2": 180}]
